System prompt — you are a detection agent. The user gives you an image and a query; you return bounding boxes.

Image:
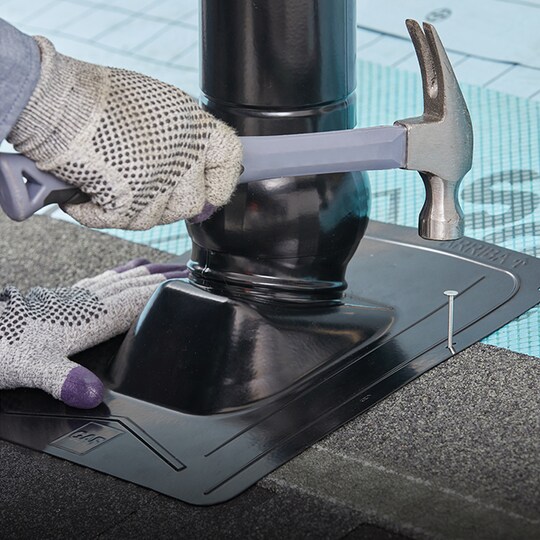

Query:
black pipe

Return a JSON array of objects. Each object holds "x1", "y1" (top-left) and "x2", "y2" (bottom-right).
[{"x1": 188, "y1": 0, "x2": 370, "y2": 304}]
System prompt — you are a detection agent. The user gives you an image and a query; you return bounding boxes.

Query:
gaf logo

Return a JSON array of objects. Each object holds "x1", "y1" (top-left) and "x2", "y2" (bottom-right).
[{"x1": 51, "y1": 422, "x2": 124, "y2": 455}]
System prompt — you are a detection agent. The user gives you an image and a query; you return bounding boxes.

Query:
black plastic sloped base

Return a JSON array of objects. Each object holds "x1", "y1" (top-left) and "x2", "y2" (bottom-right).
[{"x1": 1, "y1": 221, "x2": 539, "y2": 505}]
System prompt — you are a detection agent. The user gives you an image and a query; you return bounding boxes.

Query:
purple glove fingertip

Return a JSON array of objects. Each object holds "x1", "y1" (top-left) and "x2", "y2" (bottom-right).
[
  {"x1": 187, "y1": 202, "x2": 217, "y2": 224},
  {"x1": 60, "y1": 366, "x2": 104, "y2": 409},
  {"x1": 145, "y1": 263, "x2": 188, "y2": 276},
  {"x1": 113, "y1": 258, "x2": 151, "y2": 273},
  {"x1": 163, "y1": 269, "x2": 190, "y2": 280}
]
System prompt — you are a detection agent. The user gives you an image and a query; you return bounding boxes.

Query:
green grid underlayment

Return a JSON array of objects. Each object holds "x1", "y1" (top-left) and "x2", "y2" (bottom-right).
[{"x1": 102, "y1": 61, "x2": 540, "y2": 358}]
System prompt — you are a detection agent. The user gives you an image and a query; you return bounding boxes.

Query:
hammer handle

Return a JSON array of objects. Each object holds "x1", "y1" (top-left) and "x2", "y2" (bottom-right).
[
  {"x1": 0, "y1": 125, "x2": 407, "y2": 221},
  {"x1": 239, "y1": 125, "x2": 406, "y2": 183},
  {"x1": 0, "y1": 153, "x2": 89, "y2": 221}
]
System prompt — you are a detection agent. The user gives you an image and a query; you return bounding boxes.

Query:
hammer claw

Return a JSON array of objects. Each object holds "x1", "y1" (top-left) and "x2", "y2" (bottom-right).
[
  {"x1": 423, "y1": 22, "x2": 457, "y2": 107},
  {"x1": 406, "y1": 19, "x2": 438, "y2": 102}
]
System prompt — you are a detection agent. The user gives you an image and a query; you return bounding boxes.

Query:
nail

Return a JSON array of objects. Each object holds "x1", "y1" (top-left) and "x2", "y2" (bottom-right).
[{"x1": 444, "y1": 290, "x2": 458, "y2": 355}]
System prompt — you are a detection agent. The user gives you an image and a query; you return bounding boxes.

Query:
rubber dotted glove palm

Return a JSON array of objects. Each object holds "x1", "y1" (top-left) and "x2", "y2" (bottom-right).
[
  {"x1": 7, "y1": 36, "x2": 242, "y2": 229},
  {"x1": 0, "y1": 259, "x2": 187, "y2": 408}
]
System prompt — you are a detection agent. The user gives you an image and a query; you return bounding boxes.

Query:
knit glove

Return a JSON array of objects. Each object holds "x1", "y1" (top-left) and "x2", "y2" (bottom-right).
[
  {"x1": 7, "y1": 36, "x2": 242, "y2": 229},
  {"x1": 0, "y1": 258, "x2": 187, "y2": 408}
]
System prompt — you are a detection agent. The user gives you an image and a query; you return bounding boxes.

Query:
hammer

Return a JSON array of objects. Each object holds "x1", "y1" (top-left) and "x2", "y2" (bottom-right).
[{"x1": 0, "y1": 20, "x2": 472, "y2": 241}]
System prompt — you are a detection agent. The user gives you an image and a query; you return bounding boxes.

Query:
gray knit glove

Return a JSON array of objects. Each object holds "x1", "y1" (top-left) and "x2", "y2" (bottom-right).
[
  {"x1": 7, "y1": 36, "x2": 242, "y2": 229},
  {"x1": 0, "y1": 258, "x2": 187, "y2": 408}
]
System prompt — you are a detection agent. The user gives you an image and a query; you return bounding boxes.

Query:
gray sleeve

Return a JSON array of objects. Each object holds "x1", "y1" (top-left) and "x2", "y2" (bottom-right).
[{"x1": 0, "y1": 18, "x2": 40, "y2": 142}]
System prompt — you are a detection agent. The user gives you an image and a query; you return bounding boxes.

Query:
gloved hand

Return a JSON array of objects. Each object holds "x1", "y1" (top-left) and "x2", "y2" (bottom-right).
[
  {"x1": 0, "y1": 258, "x2": 187, "y2": 408},
  {"x1": 7, "y1": 36, "x2": 243, "y2": 229}
]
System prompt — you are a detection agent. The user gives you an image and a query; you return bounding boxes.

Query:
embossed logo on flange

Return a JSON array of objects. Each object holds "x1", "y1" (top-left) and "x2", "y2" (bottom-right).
[{"x1": 51, "y1": 422, "x2": 124, "y2": 455}]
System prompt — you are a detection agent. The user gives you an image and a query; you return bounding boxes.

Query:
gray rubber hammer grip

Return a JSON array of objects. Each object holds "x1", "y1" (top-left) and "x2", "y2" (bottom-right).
[{"x1": 0, "y1": 153, "x2": 89, "y2": 221}]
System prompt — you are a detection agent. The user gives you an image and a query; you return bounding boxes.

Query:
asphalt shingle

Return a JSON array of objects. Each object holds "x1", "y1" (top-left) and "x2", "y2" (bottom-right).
[{"x1": 0, "y1": 213, "x2": 538, "y2": 539}]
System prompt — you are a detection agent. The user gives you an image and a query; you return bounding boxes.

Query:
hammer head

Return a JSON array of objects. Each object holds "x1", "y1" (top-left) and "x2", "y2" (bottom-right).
[{"x1": 395, "y1": 20, "x2": 473, "y2": 241}]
